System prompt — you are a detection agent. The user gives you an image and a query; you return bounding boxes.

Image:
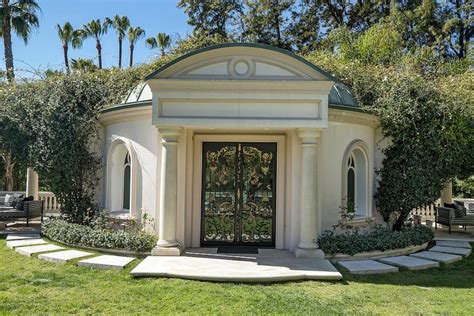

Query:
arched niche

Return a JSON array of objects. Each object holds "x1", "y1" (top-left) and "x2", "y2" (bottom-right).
[
  {"x1": 106, "y1": 138, "x2": 138, "y2": 218},
  {"x1": 341, "y1": 140, "x2": 371, "y2": 217}
]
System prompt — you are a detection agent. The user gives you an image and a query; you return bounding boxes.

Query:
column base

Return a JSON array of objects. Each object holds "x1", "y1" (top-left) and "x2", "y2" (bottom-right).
[
  {"x1": 151, "y1": 245, "x2": 184, "y2": 256},
  {"x1": 295, "y1": 247, "x2": 325, "y2": 259}
]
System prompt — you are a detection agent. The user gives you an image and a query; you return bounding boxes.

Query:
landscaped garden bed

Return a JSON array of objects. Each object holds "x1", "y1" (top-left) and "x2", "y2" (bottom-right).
[
  {"x1": 318, "y1": 226, "x2": 433, "y2": 257},
  {"x1": 42, "y1": 218, "x2": 157, "y2": 253}
]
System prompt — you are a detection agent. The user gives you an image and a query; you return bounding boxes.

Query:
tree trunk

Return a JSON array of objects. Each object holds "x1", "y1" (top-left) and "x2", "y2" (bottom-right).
[
  {"x1": 96, "y1": 40, "x2": 102, "y2": 69},
  {"x1": 63, "y1": 44, "x2": 69, "y2": 73},
  {"x1": 129, "y1": 44, "x2": 134, "y2": 67},
  {"x1": 161, "y1": 47, "x2": 165, "y2": 57},
  {"x1": 2, "y1": 0, "x2": 15, "y2": 82},
  {"x1": 392, "y1": 214, "x2": 406, "y2": 231},
  {"x1": 4, "y1": 151, "x2": 14, "y2": 191},
  {"x1": 118, "y1": 35, "x2": 122, "y2": 68}
]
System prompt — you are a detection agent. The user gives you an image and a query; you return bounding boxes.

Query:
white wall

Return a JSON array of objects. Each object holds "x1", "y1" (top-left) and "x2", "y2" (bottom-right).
[
  {"x1": 103, "y1": 118, "x2": 158, "y2": 223},
  {"x1": 318, "y1": 121, "x2": 375, "y2": 231}
]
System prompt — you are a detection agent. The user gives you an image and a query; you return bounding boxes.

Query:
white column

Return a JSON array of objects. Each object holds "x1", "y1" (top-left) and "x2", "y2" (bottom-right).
[
  {"x1": 295, "y1": 129, "x2": 325, "y2": 258},
  {"x1": 440, "y1": 182, "x2": 453, "y2": 205},
  {"x1": 152, "y1": 127, "x2": 183, "y2": 256},
  {"x1": 26, "y1": 167, "x2": 39, "y2": 200}
]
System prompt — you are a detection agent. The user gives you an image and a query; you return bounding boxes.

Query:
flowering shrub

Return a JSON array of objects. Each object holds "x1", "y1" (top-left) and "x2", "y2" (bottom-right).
[{"x1": 42, "y1": 218, "x2": 157, "y2": 252}]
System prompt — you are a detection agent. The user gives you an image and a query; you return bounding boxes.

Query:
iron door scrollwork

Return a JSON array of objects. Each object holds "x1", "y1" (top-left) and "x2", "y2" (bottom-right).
[{"x1": 201, "y1": 142, "x2": 277, "y2": 247}]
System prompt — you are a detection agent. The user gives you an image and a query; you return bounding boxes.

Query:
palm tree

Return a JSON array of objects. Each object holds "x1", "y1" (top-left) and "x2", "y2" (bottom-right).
[
  {"x1": 0, "y1": 0, "x2": 40, "y2": 82},
  {"x1": 127, "y1": 26, "x2": 145, "y2": 67},
  {"x1": 105, "y1": 15, "x2": 130, "y2": 68},
  {"x1": 56, "y1": 22, "x2": 83, "y2": 73},
  {"x1": 145, "y1": 32, "x2": 171, "y2": 56},
  {"x1": 71, "y1": 58, "x2": 97, "y2": 72},
  {"x1": 80, "y1": 19, "x2": 109, "y2": 69}
]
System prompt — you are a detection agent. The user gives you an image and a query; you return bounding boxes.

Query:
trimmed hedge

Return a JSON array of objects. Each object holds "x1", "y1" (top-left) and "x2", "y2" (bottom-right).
[
  {"x1": 42, "y1": 218, "x2": 157, "y2": 253},
  {"x1": 318, "y1": 226, "x2": 433, "y2": 256}
]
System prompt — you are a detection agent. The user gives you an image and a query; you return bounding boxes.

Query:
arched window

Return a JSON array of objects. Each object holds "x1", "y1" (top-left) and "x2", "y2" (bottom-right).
[
  {"x1": 106, "y1": 139, "x2": 136, "y2": 217},
  {"x1": 123, "y1": 153, "x2": 131, "y2": 210},
  {"x1": 342, "y1": 142, "x2": 369, "y2": 217}
]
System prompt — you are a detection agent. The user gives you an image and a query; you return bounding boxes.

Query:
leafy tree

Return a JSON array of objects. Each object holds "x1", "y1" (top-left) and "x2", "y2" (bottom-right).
[
  {"x1": 70, "y1": 58, "x2": 97, "y2": 72},
  {"x1": 287, "y1": 0, "x2": 322, "y2": 53},
  {"x1": 25, "y1": 74, "x2": 106, "y2": 223},
  {"x1": 0, "y1": 83, "x2": 35, "y2": 190},
  {"x1": 56, "y1": 22, "x2": 83, "y2": 73},
  {"x1": 177, "y1": 0, "x2": 243, "y2": 38},
  {"x1": 146, "y1": 32, "x2": 171, "y2": 56},
  {"x1": 127, "y1": 26, "x2": 145, "y2": 67},
  {"x1": 106, "y1": 15, "x2": 130, "y2": 68},
  {"x1": 242, "y1": 0, "x2": 294, "y2": 49},
  {"x1": 440, "y1": 0, "x2": 472, "y2": 58},
  {"x1": 80, "y1": 19, "x2": 109, "y2": 69},
  {"x1": 0, "y1": 0, "x2": 40, "y2": 82}
]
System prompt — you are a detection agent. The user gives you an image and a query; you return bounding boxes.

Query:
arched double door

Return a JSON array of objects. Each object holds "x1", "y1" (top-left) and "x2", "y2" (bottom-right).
[{"x1": 201, "y1": 142, "x2": 277, "y2": 247}]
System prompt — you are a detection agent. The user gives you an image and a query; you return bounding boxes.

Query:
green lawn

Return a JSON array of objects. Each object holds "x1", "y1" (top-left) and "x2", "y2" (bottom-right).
[{"x1": 1, "y1": 238, "x2": 473, "y2": 315}]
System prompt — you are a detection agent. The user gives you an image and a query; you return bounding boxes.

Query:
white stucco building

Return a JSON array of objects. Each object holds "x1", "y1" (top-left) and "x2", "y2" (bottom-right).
[{"x1": 98, "y1": 43, "x2": 381, "y2": 257}]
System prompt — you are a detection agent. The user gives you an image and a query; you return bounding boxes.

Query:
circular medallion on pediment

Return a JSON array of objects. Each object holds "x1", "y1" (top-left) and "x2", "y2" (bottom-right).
[{"x1": 228, "y1": 57, "x2": 255, "y2": 79}]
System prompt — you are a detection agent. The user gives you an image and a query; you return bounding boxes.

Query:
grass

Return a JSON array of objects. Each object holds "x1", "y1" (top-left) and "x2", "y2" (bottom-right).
[{"x1": 1, "y1": 238, "x2": 474, "y2": 315}]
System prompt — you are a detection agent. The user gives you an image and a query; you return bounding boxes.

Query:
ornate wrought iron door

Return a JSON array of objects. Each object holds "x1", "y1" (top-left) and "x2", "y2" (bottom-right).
[{"x1": 201, "y1": 142, "x2": 277, "y2": 247}]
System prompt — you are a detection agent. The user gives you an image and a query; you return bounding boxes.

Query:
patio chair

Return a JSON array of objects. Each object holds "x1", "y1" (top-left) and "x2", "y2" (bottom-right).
[
  {"x1": 435, "y1": 206, "x2": 474, "y2": 234},
  {"x1": 0, "y1": 200, "x2": 44, "y2": 227}
]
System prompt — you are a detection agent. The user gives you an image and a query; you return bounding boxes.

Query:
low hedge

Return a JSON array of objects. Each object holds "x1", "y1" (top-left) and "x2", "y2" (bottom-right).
[
  {"x1": 318, "y1": 226, "x2": 433, "y2": 256},
  {"x1": 42, "y1": 218, "x2": 157, "y2": 253}
]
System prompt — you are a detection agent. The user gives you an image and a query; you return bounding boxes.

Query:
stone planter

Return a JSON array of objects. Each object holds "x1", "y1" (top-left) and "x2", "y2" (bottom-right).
[{"x1": 325, "y1": 242, "x2": 429, "y2": 262}]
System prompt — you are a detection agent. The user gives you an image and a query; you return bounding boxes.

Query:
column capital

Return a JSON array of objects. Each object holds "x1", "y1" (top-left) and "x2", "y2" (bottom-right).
[
  {"x1": 158, "y1": 127, "x2": 183, "y2": 143},
  {"x1": 297, "y1": 128, "x2": 322, "y2": 145}
]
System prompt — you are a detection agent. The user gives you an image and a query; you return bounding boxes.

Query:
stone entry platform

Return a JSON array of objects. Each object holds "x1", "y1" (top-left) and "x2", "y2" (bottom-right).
[
  {"x1": 131, "y1": 249, "x2": 342, "y2": 282},
  {"x1": 429, "y1": 245, "x2": 472, "y2": 257}
]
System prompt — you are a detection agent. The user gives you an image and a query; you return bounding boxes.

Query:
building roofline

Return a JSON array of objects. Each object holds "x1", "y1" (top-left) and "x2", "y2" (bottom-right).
[{"x1": 144, "y1": 42, "x2": 339, "y2": 82}]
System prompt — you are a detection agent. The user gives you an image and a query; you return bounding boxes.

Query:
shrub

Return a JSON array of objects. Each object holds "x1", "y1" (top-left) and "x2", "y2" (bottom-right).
[
  {"x1": 42, "y1": 218, "x2": 157, "y2": 252},
  {"x1": 318, "y1": 226, "x2": 433, "y2": 256}
]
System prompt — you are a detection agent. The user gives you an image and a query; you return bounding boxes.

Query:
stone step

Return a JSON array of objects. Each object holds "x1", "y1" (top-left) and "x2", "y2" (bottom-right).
[
  {"x1": 15, "y1": 244, "x2": 64, "y2": 257},
  {"x1": 78, "y1": 255, "x2": 135, "y2": 270},
  {"x1": 6, "y1": 238, "x2": 47, "y2": 249},
  {"x1": 338, "y1": 260, "x2": 399, "y2": 274},
  {"x1": 429, "y1": 246, "x2": 472, "y2": 257},
  {"x1": 410, "y1": 251, "x2": 462, "y2": 264},
  {"x1": 378, "y1": 256, "x2": 439, "y2": 270},
  {"x1": 38, "y1": 250, "x2": 94, "y2": 264},
  {"x1": 436, "y1": 240, "x2": 471, "y2": 249},
  {"x1": 6, "y1": 233, "x2": 41, "y2": 241}
]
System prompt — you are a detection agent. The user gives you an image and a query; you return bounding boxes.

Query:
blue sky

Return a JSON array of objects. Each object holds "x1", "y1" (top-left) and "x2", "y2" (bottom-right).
[{"x1": 6, "y1": 0, "x2": 191, "y2": 77}]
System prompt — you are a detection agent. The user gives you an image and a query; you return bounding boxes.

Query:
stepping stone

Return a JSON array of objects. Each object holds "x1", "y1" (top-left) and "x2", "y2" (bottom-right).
[
  {"x1": 410, "y1": 251, "x2": 462, "y2": 264},
  {"x1": 38, "y1": 250, "x2": 93, "y2": 264},
  {"x1": 429, "y1": 246, "x2": 471, "y2": 257},
  {"x1": 78, "y1": 255, "x2": 135, "y2": 270},
  {"x1": 6, "y1": 233, "x2": 41, "y2": 241},
  {"x1": 15, "y1": 244, "x2": 64, "y2": 257},
  {"x1": 6, "y1": 238, "x2": 47, "y2": 249},
  {"x1": 379, "y1": 256, "x2": 439, "y2": 270},
  {"x1": 436, "y1": 240, "x2": 471, "y2": 249},
  {"x1": 338, "y1": 260, "x2": 399, "y2": 274}
]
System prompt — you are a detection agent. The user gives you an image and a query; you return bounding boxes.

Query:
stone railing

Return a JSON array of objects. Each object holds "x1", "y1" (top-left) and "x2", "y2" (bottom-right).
[
  {"x1": 410, "y1": 201, "x2": 439, "y2": 223},
  {"x1": 38, "y1": 191, "x2": 61, "y2": 213}
]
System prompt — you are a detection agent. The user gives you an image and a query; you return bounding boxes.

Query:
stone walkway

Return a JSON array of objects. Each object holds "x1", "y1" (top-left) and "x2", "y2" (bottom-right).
[
  {"x1": 5, "y1": 233, "x2": 136, "y2": 270},
  {"x1": 3, "y1": 233, "x2": 472, "y2": 281},
  {"x1": 338, "y1": 240, "x2": 471, "y2": 274}
]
